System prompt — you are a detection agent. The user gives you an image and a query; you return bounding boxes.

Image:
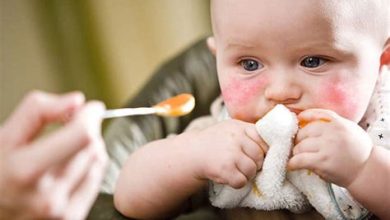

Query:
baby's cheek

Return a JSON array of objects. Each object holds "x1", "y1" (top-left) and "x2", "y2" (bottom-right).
[
  {"x1": 221, "y1": 79, "x2": 259, "y2": 105},
  {"x1": 318, "y1": 78, "x2": 360, "y2": 120},
  {"x1": 221, "y1": 76, "x2": 267, "y2": 121}
]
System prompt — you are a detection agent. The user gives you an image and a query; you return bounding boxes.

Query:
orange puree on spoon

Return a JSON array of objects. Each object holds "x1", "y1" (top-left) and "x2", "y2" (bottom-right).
[{"x1": 103, "y1": 94, "x2": 195, "y2": 119}]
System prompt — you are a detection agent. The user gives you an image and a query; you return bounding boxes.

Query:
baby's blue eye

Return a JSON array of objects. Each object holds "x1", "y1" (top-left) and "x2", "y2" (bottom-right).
[
  {"x1": 300, "y1": 56, "x2": 326, "y2": 68},
  {"x1": 240, "y1": 59, "x2": 260, "y2": 71}
]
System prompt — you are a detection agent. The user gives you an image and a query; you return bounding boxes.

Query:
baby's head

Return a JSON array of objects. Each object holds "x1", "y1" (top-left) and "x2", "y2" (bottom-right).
[{"x1": 208, "y1": 0, "x2": 390, "y2": 123}]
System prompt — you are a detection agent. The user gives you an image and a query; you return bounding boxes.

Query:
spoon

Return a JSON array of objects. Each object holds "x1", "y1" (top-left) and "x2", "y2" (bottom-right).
[{"x1": 103, "y1": 93, "x2": 195, "y2": 119}]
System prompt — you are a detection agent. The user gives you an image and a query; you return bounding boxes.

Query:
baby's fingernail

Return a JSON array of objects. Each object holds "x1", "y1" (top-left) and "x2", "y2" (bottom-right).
[{"x1": 286, "y1": 162, "x2": 296, "y2": 171}]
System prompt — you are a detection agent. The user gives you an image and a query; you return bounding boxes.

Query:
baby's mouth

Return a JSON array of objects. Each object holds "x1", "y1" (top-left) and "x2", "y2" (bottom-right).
[
  {"x1": 253, "y1": 106, "x2": 303, "y2": 123},
  {"x1": 286, "y1": 107, "x2": 303, "y2": 115}
]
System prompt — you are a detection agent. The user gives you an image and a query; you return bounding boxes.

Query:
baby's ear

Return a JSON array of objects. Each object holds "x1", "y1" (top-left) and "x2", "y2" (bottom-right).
[
  {"x1": 207, "y1": 36, "x2": 217, "y2": 56},
  {"x1": 380, "y1": 38, "x2": 390, "y2": 65}
]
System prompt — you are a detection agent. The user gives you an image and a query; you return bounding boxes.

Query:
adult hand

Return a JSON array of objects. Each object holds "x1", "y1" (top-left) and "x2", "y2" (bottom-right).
[{"x1": 0, "y1": 91, "x2": 108, "y2": 220}]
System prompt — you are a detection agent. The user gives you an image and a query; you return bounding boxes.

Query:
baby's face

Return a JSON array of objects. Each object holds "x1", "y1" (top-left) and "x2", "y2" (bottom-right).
[{"x1": 211, "y1": 0, "x2": 385, "y2": 123}]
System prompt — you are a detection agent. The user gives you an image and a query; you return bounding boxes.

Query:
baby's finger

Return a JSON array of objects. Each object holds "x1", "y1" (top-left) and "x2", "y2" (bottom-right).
[
  {"x1": 227, "y1": 169, "x2": 248, "y2": 189},
  {"x1": 298, "y1": 109, "x2": 334, "y2": 128},
  {"x1": 1, "y1": 91, "x2": 85, "y2": 147},
  {"x1": 241, "y1": 137, "x2": 264, "y2": 169},
  {"x1": 288, "y1": 152, "x2": 321, "y2": 171},
  {"x1": 244, "y1": 126, "x2": 268, "y2": 153},
  {"x1": 295, "y1": 123, "x2": 323, "y2": 143},
  {"x1": 292, "y1": 138, "x2": 320, "y2": 155},
  {"x1": 235, "y1": 155, "x2": 258, "y2": 181}
]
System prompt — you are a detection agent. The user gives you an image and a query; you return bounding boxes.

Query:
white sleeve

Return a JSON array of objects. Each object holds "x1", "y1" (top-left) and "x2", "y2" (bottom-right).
[{"x1": 366, "y1": 66, "x2": 390, "y2": 148}]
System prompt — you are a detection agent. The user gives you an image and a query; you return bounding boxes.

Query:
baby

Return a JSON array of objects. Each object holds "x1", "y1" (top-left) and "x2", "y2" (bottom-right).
[
  {"x1": 209, "y1": 104, "x2": 376, "y2": 219},
  {"x1": 114, "y1": 0, "x2": 390, "y2": 219}
]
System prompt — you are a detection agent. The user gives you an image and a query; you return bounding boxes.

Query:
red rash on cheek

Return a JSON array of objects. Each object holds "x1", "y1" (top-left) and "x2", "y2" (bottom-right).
[
  {"x1": 221, "y1": 75, "x2": 268, "y2": 119},
  {"x1": 320, "y1": 77, "x2": 358, "y2": 119}
]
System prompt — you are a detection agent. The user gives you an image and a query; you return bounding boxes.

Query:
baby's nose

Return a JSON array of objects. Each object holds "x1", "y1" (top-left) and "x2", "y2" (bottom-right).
[{"x1": 264, "y1": 73, "x2": 302, "y2": 103}]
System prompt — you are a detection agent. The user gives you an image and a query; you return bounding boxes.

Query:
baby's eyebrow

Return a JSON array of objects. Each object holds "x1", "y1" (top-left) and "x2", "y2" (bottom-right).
[
  {"x1": 224, "y1": 41, "x2": 258, "y2": 50},
  {"x1": 291, "y1": 41, "x2": 355, "y2": 57}
]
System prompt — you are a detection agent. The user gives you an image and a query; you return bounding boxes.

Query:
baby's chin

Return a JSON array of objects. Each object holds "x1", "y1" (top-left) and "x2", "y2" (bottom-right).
[{"x1": 230, "y1": 114, "x2": 260, "y2": 123}]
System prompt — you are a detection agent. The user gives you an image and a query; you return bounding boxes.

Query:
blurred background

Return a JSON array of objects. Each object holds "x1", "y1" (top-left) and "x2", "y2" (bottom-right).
[{"x1": 0, "y1": 0, "x2": 211, "y2": 122}]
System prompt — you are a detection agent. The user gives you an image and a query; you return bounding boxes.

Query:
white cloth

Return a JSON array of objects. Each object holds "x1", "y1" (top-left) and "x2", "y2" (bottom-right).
[{"x1": 210, "y1": 105, "x2": 310, "y2": 213}]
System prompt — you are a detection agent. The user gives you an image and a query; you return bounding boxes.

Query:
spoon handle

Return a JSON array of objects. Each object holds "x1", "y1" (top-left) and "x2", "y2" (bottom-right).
[{"x1": 103, "y1": 107, "x2": 157, "y2": 119}]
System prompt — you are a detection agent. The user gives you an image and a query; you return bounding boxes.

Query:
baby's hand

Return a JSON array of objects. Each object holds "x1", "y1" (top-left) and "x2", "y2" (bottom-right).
[
  {"x1": 288, "y1": 109, "x2": 373, "y2": 187},
  {"x1": 185, "y1": 119, "x2": 267, "y2": 189}
]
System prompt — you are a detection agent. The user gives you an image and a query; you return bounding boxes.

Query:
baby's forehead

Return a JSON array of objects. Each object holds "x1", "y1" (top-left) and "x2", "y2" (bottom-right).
[{"x1": 211, "y1": 0, "x2": 389, "y2": 46}]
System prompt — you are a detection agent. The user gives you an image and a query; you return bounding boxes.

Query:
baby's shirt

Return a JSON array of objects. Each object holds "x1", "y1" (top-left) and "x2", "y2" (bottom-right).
[{"x1": 360, "y1": 65, "x2": 390, "y2": 148}]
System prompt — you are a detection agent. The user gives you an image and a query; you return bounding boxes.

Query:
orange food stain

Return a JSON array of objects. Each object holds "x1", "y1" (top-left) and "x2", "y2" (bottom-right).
[
  {"x1": 299, "y1": 118, "x2": 330, "y2": 128},
  {"x1": 252, "y1": 183, "x2": 263, "y2": 197}
]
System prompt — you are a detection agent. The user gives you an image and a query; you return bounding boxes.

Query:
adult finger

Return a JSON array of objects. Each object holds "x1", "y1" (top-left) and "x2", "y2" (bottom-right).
[
  {"x1": 64, "y1": 156, "x2": 106, "y2": 220},
  {"x1": 74, "y1": 101, "x2": 107, "y2": 163},
  {"x1": 69, "y1": 100, "x2": 107, "y2": 171},
  {"x1": 32, "y1": 139, "x2": 105, "y2": 219},
  {"x1": 12, "y1": 101, "x2": 105, "y2": 184},
  {"x1": 1, "y1": 91, "x2": 85, "y2": 147},
  {"x1": 66, "y1": 138, "x2": 106, "y2": 197},
  {"x1": 56, "y1": 148, "x2": 94, "y2": 196}
]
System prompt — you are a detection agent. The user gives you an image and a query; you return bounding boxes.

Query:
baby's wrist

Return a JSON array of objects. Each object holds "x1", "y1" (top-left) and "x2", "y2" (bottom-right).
[
  {"x1": 346, "y1": 145, "x2": 380, "y2": 196},
  {"x1": 340, "y1": 131, "x2": 374, "y2": 188},
  {"x1": 172, "y1": 131, "x2": 208, "y2": 185},
  {"x1": 345, "y1": 146, "x2": 390, "y2": 217}
]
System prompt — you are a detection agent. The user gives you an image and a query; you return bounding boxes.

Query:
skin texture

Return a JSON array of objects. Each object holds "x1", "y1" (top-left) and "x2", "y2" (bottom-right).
[
  {"x1": 115, "y1": 0, "x2": 390, "y2": 218},
  {"x1": 0, "y1": 91, "x2": 108, "y2": 220}
]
